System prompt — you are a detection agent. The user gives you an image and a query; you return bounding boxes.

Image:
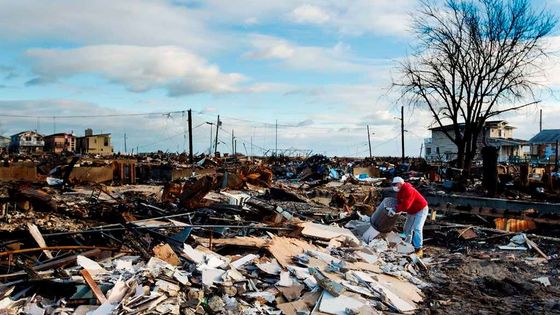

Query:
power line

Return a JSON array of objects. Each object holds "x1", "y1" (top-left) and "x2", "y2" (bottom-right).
[
  {"x1": 0, "y1": 110, "x2": 187, "y2": 119},
  {"x1": 135, "y1": 122, "x2": 205, "y2": 149}
]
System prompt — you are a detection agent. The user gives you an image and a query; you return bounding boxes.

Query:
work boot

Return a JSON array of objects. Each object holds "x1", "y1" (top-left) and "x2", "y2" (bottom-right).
[{"x1": 414, "y1": 248, "x2": 424, "y2": 257}]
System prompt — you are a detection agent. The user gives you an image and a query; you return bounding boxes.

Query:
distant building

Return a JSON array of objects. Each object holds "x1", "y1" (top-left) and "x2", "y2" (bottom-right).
[
  {"x1": 424, "y1": 120, "x2": 527, "y2": 163},
  {"x1": 9, "y1": 130, "x2": 45, "y2": 154},
  {"x1": 0, "y1": 136, "x2": 9, "y2": 149},
  {"x1": 528, "y1": 129, "x2": 560, "y2": 161},
  {"x1": 77, "y1": 129, "x2": 113, "y2": 155},
  {"x1": 44, "y1": 132, "x2": 77, "y2": 153}
]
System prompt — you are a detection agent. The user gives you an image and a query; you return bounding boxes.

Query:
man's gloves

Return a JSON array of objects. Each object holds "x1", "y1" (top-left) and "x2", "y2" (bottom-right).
[{"x1": 357, "y1": 212, "x2": 370, "y2": 222}]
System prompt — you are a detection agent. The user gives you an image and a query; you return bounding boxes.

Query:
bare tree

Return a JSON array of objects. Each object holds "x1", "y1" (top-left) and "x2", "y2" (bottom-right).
[{"x1": 398, "y1": 0, "x2": 556, "y2": 173}]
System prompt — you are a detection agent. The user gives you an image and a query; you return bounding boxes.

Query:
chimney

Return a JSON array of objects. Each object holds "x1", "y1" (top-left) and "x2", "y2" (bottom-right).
[{"x1": 85, "y1": 128, "x2": 93, "y2": 136}]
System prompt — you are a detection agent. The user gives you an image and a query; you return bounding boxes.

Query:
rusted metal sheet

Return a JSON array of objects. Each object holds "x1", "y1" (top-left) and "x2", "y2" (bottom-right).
[
  {"x1": 0, "y1": 166, "x2": 38, "y2": 182},
  {"x1": 171, "y1": 168, "x2": 216, "y2": 180},
  {"x1": 427, "y1": 194, "x2": 560, "y2": 215},
  {"x1": 69, "y1": 166, "x2": 113, "y2": 184}
]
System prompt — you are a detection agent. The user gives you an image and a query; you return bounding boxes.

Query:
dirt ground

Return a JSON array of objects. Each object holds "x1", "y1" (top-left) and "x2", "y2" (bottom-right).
[{"x1": 418, "y1": 244, "x2": 560, "y2": 314}]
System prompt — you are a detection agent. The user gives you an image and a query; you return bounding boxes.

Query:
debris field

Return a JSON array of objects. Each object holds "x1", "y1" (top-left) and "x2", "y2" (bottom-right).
[{"x1": 0, "y1": 154, "x2": 559, "y2": 314}]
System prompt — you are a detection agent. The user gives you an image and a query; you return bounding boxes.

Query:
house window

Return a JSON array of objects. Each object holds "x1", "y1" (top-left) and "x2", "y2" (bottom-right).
[
  {"x1": 25, "y1": 136, "x2": 31, "y2": 141},
  {"x1": 426, "y1": 148, "x2": 432, "y2": 155},
  {"x1": 104, "y1": 137, "x2": 109, "y2": 146},
  {"x1": 436, "y1": 147, "x2": 440, "y2": 154}
]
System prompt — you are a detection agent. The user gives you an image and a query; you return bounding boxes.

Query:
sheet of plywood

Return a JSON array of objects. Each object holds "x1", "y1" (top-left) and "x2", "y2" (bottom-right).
[
  {"x1": 300, "y1": 222, "x2": 359, "y2": 245},
  {"x1": 267, "y1": 236, "x2": 317, "y2": 268},
  {"x1": 277, "y1": 300, "x2": 309, "y2": 315},
  {"x1": 377, "y1": 273, "x2": 423, "y2": 304}
]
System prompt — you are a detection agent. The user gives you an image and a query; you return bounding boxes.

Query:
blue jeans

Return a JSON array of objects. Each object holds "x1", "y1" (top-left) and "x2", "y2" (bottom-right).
[{"x1": 403, "y1": 206, "x2": 429, "y2": 249}]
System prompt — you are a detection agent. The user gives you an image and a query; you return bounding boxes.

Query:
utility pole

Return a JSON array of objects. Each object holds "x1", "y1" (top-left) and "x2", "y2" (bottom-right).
[
  {"x1": 401, "y1": 106, "x2": 405, "y2": 164},
  {"x1": 275, "y1": 120, "x2": 278, "y2": 156},
  {"x1": 232, "y1": 130, "x2": 235, "y2": 156},
  {"x1": 367, "y1": 125, "x2": 372, "y2": 159},
  {"x1": 214, "y1": 115, "x2": 220, "y2": 155},
  {"x1": 207, "y1": 123, "x2": 213, "y2": 155},
  {"x1": 554, "y1": 140, "x2": 558, "y2": 172},
  {"x1": 136, "y1": 146, "x2": 139, "y2": 155},
  {"x1": 188, "y1": 109, "x2": 193, "y2": 164},
  {"x1": 540, "y1": 109, "x2": 543, "y2": 132},
  {"x1": 124, "y1": 133, "x2": 127, "y2": 154}
]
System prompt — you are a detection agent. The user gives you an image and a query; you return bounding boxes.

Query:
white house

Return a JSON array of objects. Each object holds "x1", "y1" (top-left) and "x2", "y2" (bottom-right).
[
  {"x1": 424, "y1": 120, "x2": 527, "y2": 163},
  {"x1": 9, "y1": 130, "x2": 45, "y2": 154}
]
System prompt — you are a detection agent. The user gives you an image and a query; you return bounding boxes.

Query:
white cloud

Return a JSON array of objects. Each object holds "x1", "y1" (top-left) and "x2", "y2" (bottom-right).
[
  {"x1": 244, "y1": 17, "x2": 259, "y2": 25},
  {"x1": 290, "y1": 4, "x2": 330, "y2": 24},
  {"x1": 244, "y1": 35, "x2": 386, "y2": 73},
  {"x1": 539, "y1": 36, "x2": 560, "y2": 88},
  {"x1": 245, "y1": 37, "x2": 295, "y2": 59},
  {"x1": 201, "y1": 0, "x2": 414, "y2": 37},
  {"x1": 0, "y1": 1, "x2": 227, "y2": 52},
  {"x1": 26, "y1": 45, "x2": 246, "y2": 96}
]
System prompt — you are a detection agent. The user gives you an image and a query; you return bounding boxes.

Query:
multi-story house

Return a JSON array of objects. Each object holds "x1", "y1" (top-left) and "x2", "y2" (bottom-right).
[
  {"x1": 44, "y1": 132, "x2": 77, "y2": 154},
  {"x1": 8, "y1": 130, "x2": 45, "y2": 154},
  {"x1": 77, "y1": 128, "x2": 113, "y2": 156},
  {"x1": 424, "y1": 120, "x2": 527, "y2": 163}
]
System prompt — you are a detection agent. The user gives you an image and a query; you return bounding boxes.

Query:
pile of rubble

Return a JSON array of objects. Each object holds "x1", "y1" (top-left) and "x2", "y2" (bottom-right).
[
  {"x1": 0, "y1": 190, "x2": 427, "y2": 314},
  {"x1": 1, "y1": 154, "x2": 559, "y2": 314}
]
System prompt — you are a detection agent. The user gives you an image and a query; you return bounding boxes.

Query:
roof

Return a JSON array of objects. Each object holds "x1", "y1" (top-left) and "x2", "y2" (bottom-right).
[
  {"x1": 10, "y1": 130, "x2": 43, "y2": 137},
  {"x1": 488, "y1": 138, "x2": 528, "y2": 145},
  {"x1": 529, "y1": 129, "x2": 560, "y2": 144},
  {"x1": 429, "y1": 120, "x2": 513, "y2": 131},
  {"x1": 78, "y1": 133, "x2": 111, "y2": 138},
  {"x1": 44, "y1": 133, "x2": 76, "y2": 138}
]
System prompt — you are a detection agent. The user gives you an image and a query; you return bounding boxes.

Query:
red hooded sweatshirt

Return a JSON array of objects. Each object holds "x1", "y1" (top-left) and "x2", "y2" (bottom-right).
[{"x1": 396, "y1": 182, "x2": 428, "y2": 214}]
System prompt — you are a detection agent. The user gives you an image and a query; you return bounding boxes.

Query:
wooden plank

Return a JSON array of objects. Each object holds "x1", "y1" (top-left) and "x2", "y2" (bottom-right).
[
  {"x1": 0, "y1": 249, "x2": 105, "y2": 280},
  {"x1": 0, "y1": 246, "x2": 115, "y2": 257},
  {"x1": 193, "y1": 235, "x2": 269, "y2": 248},
  {"x1": 524, "y1": 235, "x2": 549, "y2": 260},
  {"x1": 27, "y1": 223, "x2": 53, "y2": 259},
  {"x1": 81, "y1": 269, "x2": 107, "y2": 304}
]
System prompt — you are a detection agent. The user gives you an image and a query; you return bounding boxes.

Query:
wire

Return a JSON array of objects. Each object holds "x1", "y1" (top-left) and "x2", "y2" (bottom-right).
[
  {"x1": 0, "y1": 110, "x2": 189, "y2": 119},
  {"x1": 136, "y1": 122, "x2": 206, "y2": 149}
]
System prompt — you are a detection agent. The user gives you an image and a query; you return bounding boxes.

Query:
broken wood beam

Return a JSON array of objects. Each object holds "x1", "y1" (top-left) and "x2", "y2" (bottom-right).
[
  {"x1": 192, "y1": 235, "x2": 269, "y2": 248},
  {"x1": 81, "y1": 269, "x2": 107, "y2": 304},
  {"x1": 524, "y1": 235, "x2": 549, "y2": 260},
  {"x1": 0, "y1": 246, "x2": 117, "y2": 257}
]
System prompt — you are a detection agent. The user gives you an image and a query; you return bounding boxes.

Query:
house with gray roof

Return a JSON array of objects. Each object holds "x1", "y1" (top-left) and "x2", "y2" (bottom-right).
[{"x1": 528, "y1": 129, "x2": 560, "y2": 161}]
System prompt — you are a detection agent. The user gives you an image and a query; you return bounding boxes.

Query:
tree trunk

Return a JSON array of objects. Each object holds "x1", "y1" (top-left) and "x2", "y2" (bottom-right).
[
  {"x1": 455, "y1": 140, "x2": 466, "y2": 169},
  {"x1": 482, "y1": 146, "x2": 498, "y2": 196}
]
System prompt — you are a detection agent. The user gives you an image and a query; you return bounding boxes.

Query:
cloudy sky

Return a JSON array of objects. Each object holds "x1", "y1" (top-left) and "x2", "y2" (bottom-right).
[{"x1": 1, "y1": 0, "x2": 559, "y2": 156}]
